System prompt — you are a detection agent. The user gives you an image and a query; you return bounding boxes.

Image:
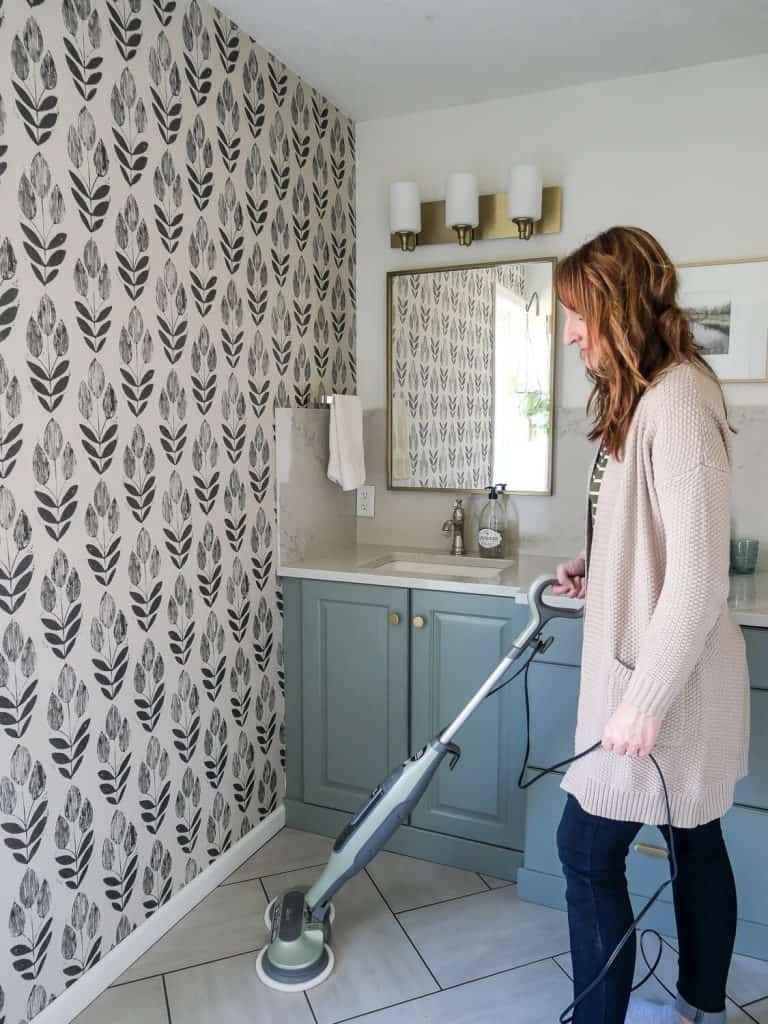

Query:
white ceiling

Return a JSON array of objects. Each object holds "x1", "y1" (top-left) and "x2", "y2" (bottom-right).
[{"x1": 214, "y1": 0, "x2": 768, "y2": 122}]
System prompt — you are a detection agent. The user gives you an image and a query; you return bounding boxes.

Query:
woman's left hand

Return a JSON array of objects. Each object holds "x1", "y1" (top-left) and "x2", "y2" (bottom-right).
[{"x1": 602, "y1": 702, "x2": 663, "y2": 757}]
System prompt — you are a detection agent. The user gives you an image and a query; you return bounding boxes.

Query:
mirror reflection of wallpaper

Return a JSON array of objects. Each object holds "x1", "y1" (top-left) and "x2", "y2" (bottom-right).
[{"x1": 391, "y1": 264, "x2": 525, "y2": 490}]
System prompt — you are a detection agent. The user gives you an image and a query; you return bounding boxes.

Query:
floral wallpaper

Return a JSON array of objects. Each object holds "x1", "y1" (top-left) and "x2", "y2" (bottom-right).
[{"x1": 0, "y1": 1, "x2": 355, "y2": 1020}]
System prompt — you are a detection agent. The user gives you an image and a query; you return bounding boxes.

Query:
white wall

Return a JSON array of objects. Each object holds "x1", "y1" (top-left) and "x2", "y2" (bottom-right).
[{"x1": 354, "y1": 55, "x2": 768, "y2": 557}]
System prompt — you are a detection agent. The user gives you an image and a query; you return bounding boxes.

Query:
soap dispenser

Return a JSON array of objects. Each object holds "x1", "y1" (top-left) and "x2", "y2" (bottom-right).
[{"x1": 478, "y1": 484, "x2": 507, "y2": 558}]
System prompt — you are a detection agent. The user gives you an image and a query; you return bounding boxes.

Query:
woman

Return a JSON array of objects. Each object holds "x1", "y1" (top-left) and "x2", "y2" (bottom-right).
[{"x1": 552, "y1": 226, "x2": 750, "y2": 1024}]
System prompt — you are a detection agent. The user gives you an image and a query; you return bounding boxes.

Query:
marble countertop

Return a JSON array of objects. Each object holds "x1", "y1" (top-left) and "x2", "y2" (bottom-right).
[{"x1": 277, "y1": 543, "x2": 768, "y2": 627}]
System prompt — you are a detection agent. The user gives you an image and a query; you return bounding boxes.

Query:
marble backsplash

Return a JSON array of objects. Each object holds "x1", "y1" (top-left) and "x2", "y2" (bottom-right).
[
  {"x1": 277, "y1": 404, "x2": 768, "y2": 571},
  {"x1": 276, "y1": 408, "x2": 357, "y2": 563},
  {"x1": 356, "y1": 405, "x2": 768, "y2": 569}
]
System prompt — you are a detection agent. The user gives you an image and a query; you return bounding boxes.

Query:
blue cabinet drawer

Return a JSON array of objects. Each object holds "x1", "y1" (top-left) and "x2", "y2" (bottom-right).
[
  {"x1": 744, "y1": 627, "x2": 768, "y2": 690},
  {"x1": 522, "y1": 769, "x2": 567, "y2": 877},
  {"x1": 523, "y1": 771, "x2": 674, "y2": 904},
  {"x1": 735, "y1": 688, "x2": 768, "y2": 810},
  {"x1": 723, "y1": 803, "x2": 768, "y2": 925},
  {"x1": 626, "y1": 826, "x2": 674, "y2": 901},
  {"x1": 525, "y1": 662, "x2": 580, "y2": 770}
]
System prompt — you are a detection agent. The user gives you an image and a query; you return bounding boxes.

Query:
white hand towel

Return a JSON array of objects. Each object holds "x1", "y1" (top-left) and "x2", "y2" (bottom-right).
[{"x1": 327, "y1": 395, "x2": 366, "y2": 491}]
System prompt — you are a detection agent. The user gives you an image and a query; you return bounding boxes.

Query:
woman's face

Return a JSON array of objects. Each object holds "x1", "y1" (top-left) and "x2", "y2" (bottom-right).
[{"x1": 561, "y1": 305, "x2": 596, "y2": 370}]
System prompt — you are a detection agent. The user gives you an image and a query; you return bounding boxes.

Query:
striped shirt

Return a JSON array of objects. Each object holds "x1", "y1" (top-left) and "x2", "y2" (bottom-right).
[{"x1": 589, "y1": 443, "x2": 609, "y2": 527}]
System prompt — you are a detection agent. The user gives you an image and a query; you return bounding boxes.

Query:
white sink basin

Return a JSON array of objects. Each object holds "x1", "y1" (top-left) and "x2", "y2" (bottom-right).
[{"x1": 364, "y1": 554, "x2": 516, "y2": 582}]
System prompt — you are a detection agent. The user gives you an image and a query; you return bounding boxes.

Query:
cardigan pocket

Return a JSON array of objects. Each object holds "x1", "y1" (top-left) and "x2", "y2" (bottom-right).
[{"x1": 607, "y1": 655, "x2": 635, "y2": 713}]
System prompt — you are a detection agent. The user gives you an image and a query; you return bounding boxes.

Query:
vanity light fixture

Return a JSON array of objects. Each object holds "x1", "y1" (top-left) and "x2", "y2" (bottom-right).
[
  {"x1": 389, "y1": 164, "x2": 560, "y2": 250},
  {"x1": 389, "y1": 181, "x2": 421, "y2": 252},
  {"x1": 507, "y1": 164, "x2": 543, "y2": 241},
  {"x1": 445, "y1": 172, "x2": 479, "y2": 246}
]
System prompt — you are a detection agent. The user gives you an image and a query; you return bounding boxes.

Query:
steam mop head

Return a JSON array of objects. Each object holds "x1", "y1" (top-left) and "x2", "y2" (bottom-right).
[{"x1": 255, "y1": 889, "x2": 335, "y2": 993}]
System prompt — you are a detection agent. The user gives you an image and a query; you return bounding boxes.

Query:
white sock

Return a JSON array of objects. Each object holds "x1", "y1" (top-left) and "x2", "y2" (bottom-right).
[{"x1": 624, "y1": 995, "x2": 680, "y2": 1023}]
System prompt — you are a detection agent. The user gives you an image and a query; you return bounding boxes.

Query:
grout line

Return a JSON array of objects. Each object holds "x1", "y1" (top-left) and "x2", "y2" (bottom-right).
[
  {"x1": 551, "y1": 954, "x2": 572, "y2": 981},
  {"x1": 219, "y1": 858, "x2": 331, "y2": 886},
  {"x1": 741, "y1": 995, "x2": 768, "y2": 1011},
  {"x1": 363, "y1": 866, "x2": 443, "y2": 992},
  {"x1": 303, "y1": 990, "x2": 320, "y2": 1024},
  {"x1": 328, "y1": 950, "x2": 574, "y2": 1024},
  {"x1": 394, "y1": 879, "x2": 518, "y2": 918},
  {"x1": 161, "y1": 975, "x2": 173, "y2": 1024},
  {"x1": 111, "y1": 947, "x2": 265, "y2": 988}
]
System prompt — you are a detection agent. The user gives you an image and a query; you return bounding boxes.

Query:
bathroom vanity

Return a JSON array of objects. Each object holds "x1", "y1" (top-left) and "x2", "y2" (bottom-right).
[{"x1": 280, "y1": 551, "x2": 768, "y2": 959}]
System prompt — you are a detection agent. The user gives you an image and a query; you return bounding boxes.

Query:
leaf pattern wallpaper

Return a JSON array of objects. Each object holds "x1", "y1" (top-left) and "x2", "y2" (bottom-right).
[
  {"x1": 0, "y1": 1, "x2": 355, "y2": 1019},
  {"x1": 391, "y1": 264, "x2": 523, "y2": 490}
]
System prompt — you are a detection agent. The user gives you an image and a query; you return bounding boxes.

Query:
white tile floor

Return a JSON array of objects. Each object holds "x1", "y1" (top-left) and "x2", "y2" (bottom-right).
[{"x1": 75, "y1": 827, "x2": 768, "y2": 1024}]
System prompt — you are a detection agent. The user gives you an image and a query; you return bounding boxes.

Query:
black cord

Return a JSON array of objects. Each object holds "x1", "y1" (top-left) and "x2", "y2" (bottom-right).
[
  {"x1": 487, "y1": 635, "x2": 765, "y2": 1023},
  {"x1": 486, "y1": 637, "x2": 685, "y2": 1023}
]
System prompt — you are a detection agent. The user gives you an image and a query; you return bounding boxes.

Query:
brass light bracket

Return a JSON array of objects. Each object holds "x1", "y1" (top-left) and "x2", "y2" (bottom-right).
[{"x1": 390, "y1": 186, "x2": 561, "y2": 248}]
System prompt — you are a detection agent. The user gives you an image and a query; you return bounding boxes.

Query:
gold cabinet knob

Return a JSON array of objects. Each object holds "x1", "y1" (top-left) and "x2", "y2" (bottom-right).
[
  {"x1": 633, "y1": 842, "x2": 669, "y2": 860},
  {"x1": 389, "y1": 612, "x2": 401, "y2": 625},
  {"x1": 412, "y1": 615, "x2": 426, "y2": 629}
]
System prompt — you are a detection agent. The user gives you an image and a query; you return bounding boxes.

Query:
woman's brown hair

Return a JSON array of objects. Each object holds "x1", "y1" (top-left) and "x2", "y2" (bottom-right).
[{"x1": 555, "y1": 226, "x2": 725, "y2": 458}]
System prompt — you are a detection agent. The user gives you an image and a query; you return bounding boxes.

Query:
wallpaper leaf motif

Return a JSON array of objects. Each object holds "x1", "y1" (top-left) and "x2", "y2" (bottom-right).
[
  {"x1": 115, "y1": 195, "x2": 150, "y2": 299},
  {"x1": 47, "y1": 667, "x2": 90, "y2": 781},
  {"x1": 213, "y1": 10, "x2": 239, "y2": 75},
  {"x1": 90, "y1": 594, "x2": 129, "y2": 703},
  {"x1": 0, "y1": 489, "x2": 33, "y2": 620},
  {"x1": 0, "y1": 239, "x2": 19, "y2": 346},
  {"x1": 152, "y1": 0, "x2": 177, "y2": 29},
  {"x1": 96, "y1": 707, "x2": 131, "y2": 807},
  {"x1": 149, "y1": 30, "x2": 182, "y2": 145},
  {"x1": 0, "y1": 747, "x2": 47, "y2": 866},
  {"x1": 0, "y1": 619, "x2": 37, "y2": 742},
  {"x1": 74, "y1": 240, "x2": 113, "y2": 354},
  {"x1": 62, "y1": 0, "x2": 104, "y2": 103},
  {"x1": 200, "y1": 610, "x2": 225, "y2": 703},
  {"x1": 11, "y1": 18, "x2": 59, "y2": 147},
  {"x1": 111, "y1": 68, "x2": 149, "y2": 186},
  {"x1": 19, "y1": 157, "x2": 67, "y2": 287},
  {"x1": 106, "y1": 0, "x2": 143, "y2": 63},
  {"x1": 0, "y1": 95, "x2": 7, "y2": 182},
  {"x1": 119, "y1": 307, "x2": 155, "y2": 417},
  {"x1": 188, "y1": 217, "x2": 217, "y2": 316},
  {"x1": 181, "y1": 0, "x2": 211, "y2": 109},
  {"x1": 9, "y1": 867, "x2": 52, "y2": 980},
  {"x1": 0, "y1": 0, "x2": 355, "y2": 1015},
  {"x1": 215, "y1": 78, "x2": 240, "y2": 173},
  {"x1": 185, "y1": 113, "x2": 214, "y2": 210}
]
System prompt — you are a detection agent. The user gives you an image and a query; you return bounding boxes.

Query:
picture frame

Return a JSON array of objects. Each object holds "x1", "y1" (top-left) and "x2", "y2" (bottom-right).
[{"x1": 677, "y1": 256, "x2": 768, "y2": 383}]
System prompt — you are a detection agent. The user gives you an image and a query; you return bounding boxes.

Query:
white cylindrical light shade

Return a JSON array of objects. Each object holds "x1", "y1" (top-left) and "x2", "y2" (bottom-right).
[
  {"x1": 507, "y1": 164, "x2": 542, "y2": 221},
  {"x1": 445, "y1": 172, "x2": 479, "y2": 227},
  {"x1": 389, "y1": 181, "x2": 421, "y2": 234}
]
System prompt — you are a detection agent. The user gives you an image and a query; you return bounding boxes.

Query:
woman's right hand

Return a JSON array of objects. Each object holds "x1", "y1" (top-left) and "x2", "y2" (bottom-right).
[{"x1": 552, "y1": 549, "x2": 587, "y2": 598}]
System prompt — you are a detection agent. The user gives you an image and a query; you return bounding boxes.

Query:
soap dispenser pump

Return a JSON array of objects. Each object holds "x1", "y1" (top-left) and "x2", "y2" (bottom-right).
[{"x1": 478, "y1": 484, "x2": 507, "y2": 558}]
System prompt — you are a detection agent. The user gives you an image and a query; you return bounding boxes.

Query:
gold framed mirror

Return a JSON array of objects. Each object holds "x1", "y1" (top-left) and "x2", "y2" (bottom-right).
[{"x1": 386, "y1": 256, "x2": 557, "y2": 495}]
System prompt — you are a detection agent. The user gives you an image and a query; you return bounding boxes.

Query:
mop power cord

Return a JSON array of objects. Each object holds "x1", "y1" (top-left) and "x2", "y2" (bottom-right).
[{"x1": 501, "y1": 642, "x2": 678, "y2": 1024}]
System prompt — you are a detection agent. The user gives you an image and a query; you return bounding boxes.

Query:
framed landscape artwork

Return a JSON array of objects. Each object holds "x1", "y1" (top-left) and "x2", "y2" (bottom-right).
[{"x1": 678, "y1": 257, "x2": 768, "y2": 382}]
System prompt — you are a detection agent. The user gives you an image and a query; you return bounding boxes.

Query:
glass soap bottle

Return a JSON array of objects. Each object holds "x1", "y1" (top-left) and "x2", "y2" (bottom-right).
[{"x1": 478, "y1": 484, "x2": 507, "y2": 558}]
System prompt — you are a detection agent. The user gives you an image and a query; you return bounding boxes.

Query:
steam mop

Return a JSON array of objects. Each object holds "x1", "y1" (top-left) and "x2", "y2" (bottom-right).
[{"x1": 255, "y1": 573, "x2": 584, "y2": 992}]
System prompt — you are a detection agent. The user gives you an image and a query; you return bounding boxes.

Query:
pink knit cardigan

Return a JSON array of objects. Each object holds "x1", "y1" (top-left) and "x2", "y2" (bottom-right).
[{"x1": 561, "y1": 362, "x2": 750, "y2": 827}]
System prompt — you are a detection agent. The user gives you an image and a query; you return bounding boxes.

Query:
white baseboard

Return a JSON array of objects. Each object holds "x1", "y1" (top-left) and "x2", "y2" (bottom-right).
[{"x1": 38, "y1": 804, "x2": 286, "y2": 1024}]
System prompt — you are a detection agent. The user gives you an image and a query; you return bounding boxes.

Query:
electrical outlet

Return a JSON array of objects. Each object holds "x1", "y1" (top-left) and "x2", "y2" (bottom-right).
[{"x1": 356, "y1": 485, "x2": 375, "y2": 517}]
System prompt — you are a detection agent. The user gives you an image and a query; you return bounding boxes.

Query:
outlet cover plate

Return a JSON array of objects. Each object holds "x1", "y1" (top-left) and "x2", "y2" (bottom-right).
[{"x1": 356, "y1": 485, "x2": 375, "y2": 517}]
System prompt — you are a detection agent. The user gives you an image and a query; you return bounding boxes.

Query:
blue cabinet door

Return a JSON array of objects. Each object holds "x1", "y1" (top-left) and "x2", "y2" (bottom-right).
[
  {"x1": 409, "y1": 589, "x2": 530, "y2": 849},
  {"x1": 301, "y1": 580, "x2": 409, "y2": 813}
]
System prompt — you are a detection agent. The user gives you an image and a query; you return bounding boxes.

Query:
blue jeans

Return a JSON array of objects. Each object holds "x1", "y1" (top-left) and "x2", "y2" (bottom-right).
[{"x1": 556, "y1": 793, "x2": 737, "y2": 1024}]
